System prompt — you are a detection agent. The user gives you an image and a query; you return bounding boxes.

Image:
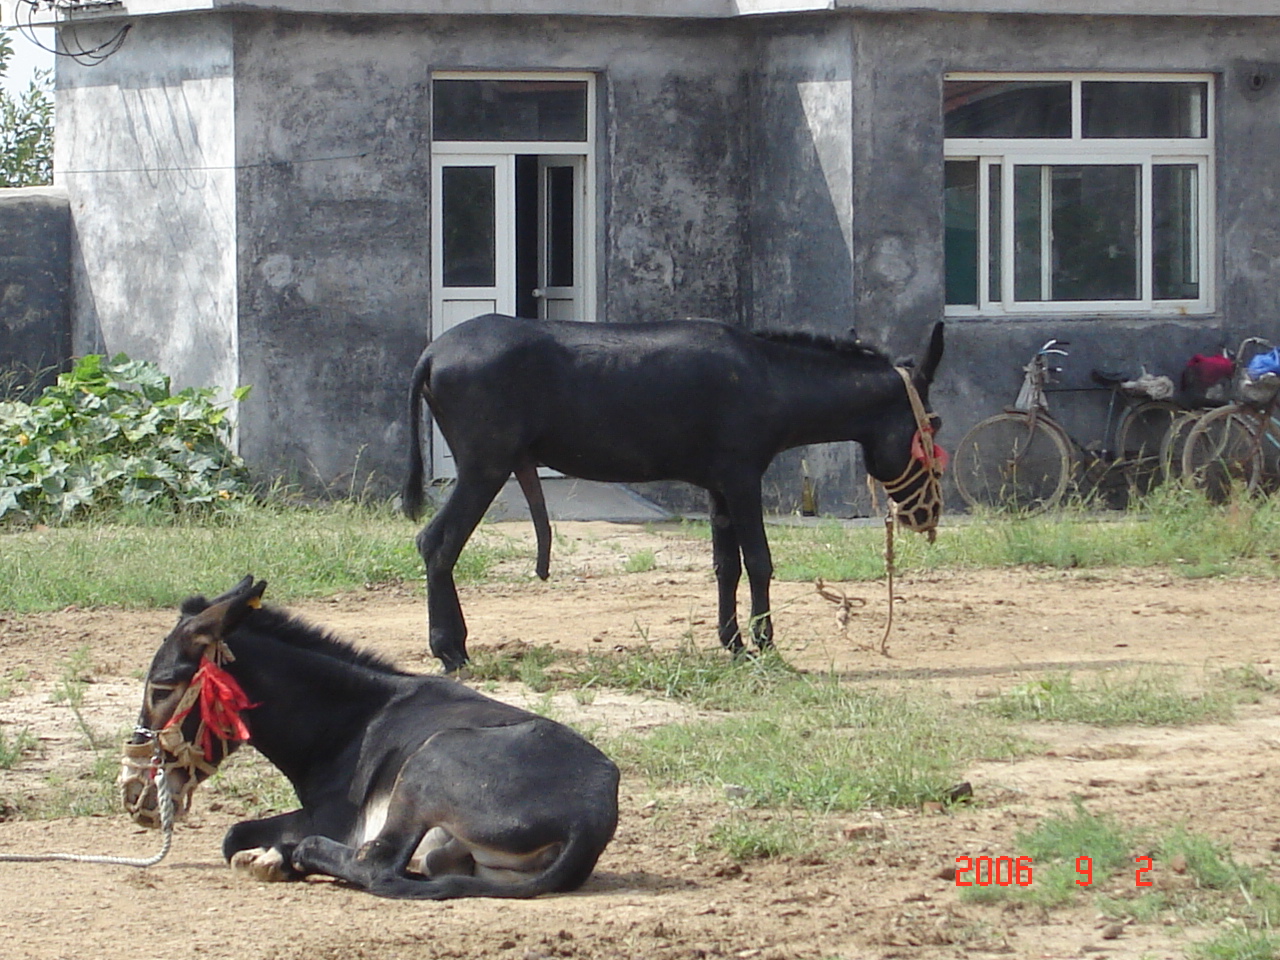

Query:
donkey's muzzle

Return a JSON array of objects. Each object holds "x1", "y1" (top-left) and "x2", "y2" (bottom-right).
[{"x1": 119, "y1": 740, "x2": 191, "y2": 829}]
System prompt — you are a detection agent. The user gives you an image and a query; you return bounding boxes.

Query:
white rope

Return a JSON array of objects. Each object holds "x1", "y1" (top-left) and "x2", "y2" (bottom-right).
[{"x1": 0, "y1": 740, "x2": 175, "y2": 868}]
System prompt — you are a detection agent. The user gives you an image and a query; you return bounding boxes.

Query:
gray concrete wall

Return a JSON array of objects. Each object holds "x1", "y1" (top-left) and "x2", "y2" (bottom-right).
[
  {"x1": 52, "y1": 7, "x2": 1280, "y2": 512},
  {"x1": 230, "y1": 13, "x2": 754, "y2": 491},
  {"x1": 56, "y1": 15, "x2": 240, "y2": 405},
  {"x1": 0, "y1": 187, "x2": 71, "y2": 390}
]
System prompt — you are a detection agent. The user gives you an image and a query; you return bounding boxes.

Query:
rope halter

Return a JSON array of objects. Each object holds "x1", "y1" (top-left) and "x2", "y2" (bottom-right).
[
  {"x1": 878, "y1": 367, "x2": 947, "y2": 541},
  {"x1": 120, "y1": 638, "x2": 256, "y2": 828}
]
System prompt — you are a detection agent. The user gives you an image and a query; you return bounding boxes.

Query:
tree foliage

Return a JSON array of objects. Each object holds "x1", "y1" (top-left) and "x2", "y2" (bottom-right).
[
  {"x1": 0, "y1": 31, "x2": 53, "y2": 187},
  {"x1": 0, "y1": 354, "x2": 252, "y2": 523}
]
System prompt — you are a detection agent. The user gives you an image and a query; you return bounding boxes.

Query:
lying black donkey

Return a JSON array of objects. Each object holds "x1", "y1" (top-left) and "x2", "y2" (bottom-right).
[{"x1": 120, "y1": 576, "x2": 620, "y2": 899}]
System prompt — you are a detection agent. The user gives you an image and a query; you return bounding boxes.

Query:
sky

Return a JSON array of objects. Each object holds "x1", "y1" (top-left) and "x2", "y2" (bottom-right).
[{"x1": 2, "y1": 6, "x2": 56, "y2": 99}]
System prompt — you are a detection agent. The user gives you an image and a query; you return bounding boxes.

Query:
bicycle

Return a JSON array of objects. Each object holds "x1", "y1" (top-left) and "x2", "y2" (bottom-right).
[
  {"x1": 952, "y1": 340, "x2": 1182, "y2": 513},
  {"x1": 1179, "y1": 337, "x2": 1280, "y2": 501}
]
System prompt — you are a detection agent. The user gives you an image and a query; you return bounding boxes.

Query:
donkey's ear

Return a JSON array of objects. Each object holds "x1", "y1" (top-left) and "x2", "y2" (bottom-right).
[
  {"x1": 918, "y1": 322, "x2": 944, "y2": 384},
  {"x1": 176, "y1": 578, "x2": 267, "y2": 655}
]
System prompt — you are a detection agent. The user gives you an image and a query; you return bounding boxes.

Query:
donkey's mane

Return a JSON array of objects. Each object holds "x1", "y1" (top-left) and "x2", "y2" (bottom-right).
[
  {"x1": 250, "y1": 604, "x2": 411, "y2": 675},
  {"x1": 752, "y1": 329, "x2": 887, "y2": 363}
]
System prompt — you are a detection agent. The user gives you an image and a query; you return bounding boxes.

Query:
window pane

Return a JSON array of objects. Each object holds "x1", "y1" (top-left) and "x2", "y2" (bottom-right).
[
  {"x1": 441, "y1": 166, "x2": 495, "y2": 287},
  {"x1": 1050, "y1": 165, "x2": 1139, "y2": 301},
  {"x1": 988, "y1": 163, "x2": 1002, "y2": 301},
  {"x1": 944, "y1": 160, "x2": 978, "y2": 305},
  {"x1": 1013, "y1": 166, "x2": 1043, "y2": 301},
  {"x1": 1082, "y1": 81, "x2": 1207, "y2": 138},
  {"x1": 944, "y1": 80, "x2": 1071, "y2": 138},
  {"x1": 546, "y1": 166, "x2": 575, "y2": 287},
  {"x1": 433, "y1": 80, "x2": 588, "y2": 142},
  {"x1": 1153, "y1": 164, "x2": 1200, "y2": 300}
]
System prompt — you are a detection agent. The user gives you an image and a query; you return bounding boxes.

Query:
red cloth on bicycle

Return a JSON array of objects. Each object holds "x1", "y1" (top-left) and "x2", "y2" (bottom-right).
[{"x1": 1182, "y1": 353, "x2": 1233, "y2": 390}]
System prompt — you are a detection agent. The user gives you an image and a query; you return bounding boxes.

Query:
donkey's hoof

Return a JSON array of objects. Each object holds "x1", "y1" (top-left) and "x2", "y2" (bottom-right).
[{"x1": 231, "y1": 846, "x2": 289, "y2": 883}]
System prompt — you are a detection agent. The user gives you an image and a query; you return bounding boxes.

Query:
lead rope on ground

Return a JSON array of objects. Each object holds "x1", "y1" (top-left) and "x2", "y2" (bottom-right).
[
  {"x1": 0, "y1": 738, "x2": 174, "y2": 868},
  {"x1": 880, "y1": 498, "x2": 898, "y2": 657},
  {"x1": 864, "y1": 477, "x2": 899, "y2": 658}
]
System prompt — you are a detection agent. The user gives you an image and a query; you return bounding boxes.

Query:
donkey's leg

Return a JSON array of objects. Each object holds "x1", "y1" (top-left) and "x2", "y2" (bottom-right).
[
  {"x1": 222, "y1": 809, "x2": 313, "y2": 882},
  {"x1": 708, "y1": 489, "x2": 745, "y2": 654},
  {"x1": 416, "y1": 469, "x2": 510, "y2": 671},
  {"x1": 721, "y1": 477, "x2": 774, "y2": 651}
]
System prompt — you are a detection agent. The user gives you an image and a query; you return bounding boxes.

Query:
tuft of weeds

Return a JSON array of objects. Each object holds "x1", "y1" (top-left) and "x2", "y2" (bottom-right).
[
  {"x1": 706, "y1": 811, "x2": 821, "y2": 863},
  {"x1": 50, "y1": 646, "x2": 110, "y2": 752},
  {"x1": 466, "y1": 644, "x2": 564, "y2": 692},
  {"x1": 624, "y1": 548, "x2": 657, "y2": 574},
  {"x1": 0, "y1": 726, "x2": 36, "y2": 769},
  {"x1": 981, "y1": 668, "x2": 1237, "y2": 726}
]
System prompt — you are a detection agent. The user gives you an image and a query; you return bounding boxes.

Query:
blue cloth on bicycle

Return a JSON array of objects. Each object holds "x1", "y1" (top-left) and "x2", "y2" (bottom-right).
[{"x1": 1246, "y1": 347, "x2": 1280, "y2": 379}]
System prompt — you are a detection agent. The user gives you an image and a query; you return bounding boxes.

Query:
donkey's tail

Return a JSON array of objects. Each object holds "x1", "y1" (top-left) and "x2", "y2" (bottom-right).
[
  {"x1": 514, "y1": 461, "x2": 552, "y2": 581},
  {"x1": 401, "y1": 349, "x2": 434, "y2": 522}
]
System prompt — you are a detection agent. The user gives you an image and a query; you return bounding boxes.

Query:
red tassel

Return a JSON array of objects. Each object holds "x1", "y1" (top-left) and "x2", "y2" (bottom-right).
[{"x1": 163, "y1": 656, "x2": 258, "y2": 761}]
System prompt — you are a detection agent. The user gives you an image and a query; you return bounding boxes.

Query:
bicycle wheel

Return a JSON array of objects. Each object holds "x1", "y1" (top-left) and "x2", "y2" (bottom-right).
[
  {"x1": 1114, "y1": 399, "x2": 1181, "y2": 495},
  {"x1": 952, "y1": 412, "x2": 1075, "y2": 513},
  {"x1": 1158, "y1": 410, "x2": 1203, "y2": 483},
  {"x1": 1180, "y1": 405, "x2": 1264, "y2": 502}
]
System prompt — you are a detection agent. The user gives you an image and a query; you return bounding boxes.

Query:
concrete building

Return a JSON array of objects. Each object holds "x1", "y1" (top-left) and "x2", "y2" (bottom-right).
[{"x1": 35, "y1": 0, "x2": 1280, "y2": 512}]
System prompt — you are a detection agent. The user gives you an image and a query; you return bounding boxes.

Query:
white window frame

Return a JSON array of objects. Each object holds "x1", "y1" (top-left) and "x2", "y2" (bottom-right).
[{"x1": 944, "y1": 72, "x2": 1215, "y2": 319}]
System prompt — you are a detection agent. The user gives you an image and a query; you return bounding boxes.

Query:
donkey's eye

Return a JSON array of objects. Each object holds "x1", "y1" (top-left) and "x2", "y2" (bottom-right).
[{"x1": 148, "y1": 684, "x2": 178, "y2": 708}]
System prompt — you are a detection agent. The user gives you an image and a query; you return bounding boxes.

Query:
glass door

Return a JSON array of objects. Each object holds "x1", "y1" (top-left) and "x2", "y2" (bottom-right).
[
  {"x1": 430, "y1": 154, "x2": 515, "y2": 476},
  {"x1": 535, "y1": 157, "x2": 585, "y2": 321},
  {"x1": 432, "y1": 154, "x2": 515, "y2": 333}
]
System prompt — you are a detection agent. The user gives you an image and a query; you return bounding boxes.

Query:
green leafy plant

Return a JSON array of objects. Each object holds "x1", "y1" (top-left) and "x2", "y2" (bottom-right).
[
  {"x1": 0, "y1": 353, "x2": 251, "y2": 523},
  {"x1": 0, "y1": 33, "x2": 53, "y2": 188}
]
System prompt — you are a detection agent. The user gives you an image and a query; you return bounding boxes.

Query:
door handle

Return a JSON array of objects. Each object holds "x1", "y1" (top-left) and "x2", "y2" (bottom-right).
[{"x1": 532, "y1": 288, "x2": 546, "y2": 299}]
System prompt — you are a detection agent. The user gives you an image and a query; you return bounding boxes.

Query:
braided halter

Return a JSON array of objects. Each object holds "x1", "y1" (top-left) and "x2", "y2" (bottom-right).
[
  {"x1": 122, "y1": 640, "x2": 256, "y2": 828},
  {"x1": 878, "y1": 367, "x2": 947, "y2": 541}
]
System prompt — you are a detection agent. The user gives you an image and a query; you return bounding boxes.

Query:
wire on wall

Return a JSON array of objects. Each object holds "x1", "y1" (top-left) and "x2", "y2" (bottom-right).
[{"x1": 12, "y1": 0, "x2": 131, "y2": 67}]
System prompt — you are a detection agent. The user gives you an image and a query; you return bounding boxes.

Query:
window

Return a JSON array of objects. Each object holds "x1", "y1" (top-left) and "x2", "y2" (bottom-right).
[
  {"x1": 432, "y1": 79, "x2": 589, "y2": 142},
  {"x1": 944, "y1": 75, "x2": 1213, "y2": 316}
]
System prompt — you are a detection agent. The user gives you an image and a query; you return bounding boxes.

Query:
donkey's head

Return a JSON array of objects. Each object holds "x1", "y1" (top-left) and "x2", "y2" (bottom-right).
[
  {"x1": 121, "y1": 576, "x2": 266, "y2": 829},
  {"x1": 862, "y1": 322, "x2": 947, "y2": 539}
]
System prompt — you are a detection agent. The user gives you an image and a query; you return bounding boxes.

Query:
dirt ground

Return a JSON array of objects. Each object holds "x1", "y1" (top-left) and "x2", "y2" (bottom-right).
[{"x1": 1, "y1": 519, "x2": 1279, "y2": 960}]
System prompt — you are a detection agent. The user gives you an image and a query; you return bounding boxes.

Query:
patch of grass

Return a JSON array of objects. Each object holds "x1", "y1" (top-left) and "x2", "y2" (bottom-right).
[
  {"x1": 706, "y1": 811, "x2": 820, "y2": 862},
  {"x1": 624, "y1": 548, "x2": 657, "y2": 574},
  {"x1": 981, "y1": 669, "x2": 1237, "y2": 726},
  {"x1": 961, "y1": 799, "x2": 1136, "y2": 909},
  {"x1": 0, "y1": 501, "x2": 525, "y2": 614},
  {"x1": 1190, "y1": 926, "x2": 1280, "y2": 960},
  {"x1": 0, "y1": 725, "x2": 36, "y2": 769},
  {"x1": 466, "y1": 644, "x2": 564, "y2": 692},
  {"x1": 764, "y1": 487, "x2": 1280, "y2": 582},
  {"x1": 610, "y1": 667, "x2": 1026, "y2": 812}
]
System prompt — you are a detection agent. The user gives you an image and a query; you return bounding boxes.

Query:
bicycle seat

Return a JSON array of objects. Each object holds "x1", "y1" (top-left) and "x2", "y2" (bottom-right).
[{"x1": 1090, "y1": 368, "x2": 1138, "y2": 387}]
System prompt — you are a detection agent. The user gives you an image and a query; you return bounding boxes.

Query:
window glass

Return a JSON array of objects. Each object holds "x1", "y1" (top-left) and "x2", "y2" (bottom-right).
[
  {"x1": 433, "y1": 80, "x2": 588, "y2": 142},
  {"x1": 944, "y1": 80, "x2": 1071, "y2": 138},
  {"x1": 1082, "y1": 82, "x2": 1207, "y2": 138},
  {"x1": 1050, "y1": 165, "x2": 1139, "y2": 301},
  {"x1": 1153, "y1": 164, "x2": 1200, "y2": 300},
  {"x1": 944, "y1": 160, "x2": 978, "y2": 306},
  {"x1": 988, "y1": 163, "x2": 1002, "y2": 300},
  {"x1": 441, "y1": 166, "x2": 495, "y2": 287},
  {"x1": 546, "y1": 166, "x2": 576, "y2": 287},
  {"x1": 1013, "y1": 166, "x2": 1043, "y2": 301}
]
